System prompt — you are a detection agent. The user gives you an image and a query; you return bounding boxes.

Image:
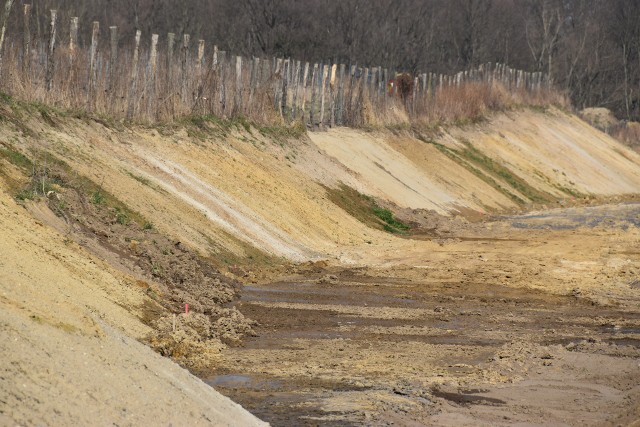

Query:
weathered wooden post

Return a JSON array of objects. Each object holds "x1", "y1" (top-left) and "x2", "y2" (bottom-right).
[
  {"x1": 0, "y1": 0, "x2": 14, "y2": 74},
  {"x1": 378, "y1": 67, "x2": 384, "y2": 103},
  {"x1": 382, "y1": 68, "x2": 389, "y2": 111},
  {"x1": 22, "y1": 4, "x2": 30, "y2": 80},
  {"x1": 197, "y1": 39, "x2": 205, "y2": 76},
  {"x1": 235, "y1": 55, "x2": 243, "y2": 115},
  {"x1": 412, "y1": 76, "x2": 418, "y2": 116},
  {"x1": 45, "y1": 9, "x2": 57, "y2": 92},
  {"x1": 69, "y1": 17, "x2": 78, "y2": 53},
  {"x1": 346, "y1": 65, "x2": 356, "y2": 124},
  {"x1": 180, "y1": 34, "x2": 190, "y2": 105},
  {"x1": 300, "y1": 62, "x2": 309, "y2": 121},
  {"x1": 192, "y1": 39, "x2": 205, "y2": 112},
  {"x1": 166, "y1": 32, "x2": 175, "y2": 93},
  {"x1": 272, "y1": 58, "x2": 281, "y2": 116},
  {"x1": 107, "y1": 26, "x2": 118, "y2": 95},
  {"x1": 369, "y1": 67, "x2": 376, "y2": 103},
  {"x1": 537, "y1": 72, "x2": 543, "y2": 91},
  {"x1": 147, "y1": 33, "x2": 158, "y2": 119},
  {"x1": 319, "y1": 64, "x2": 328, "y2": 129},
  {"x1": 291, "y1": 60, "x2": 300, "y2": 120},
  {"x1": 309, "y1": 63, "x2": 318, "y2": 127},
  {"x1": 88, "y1": 21, "x2": 99, "y2": 107},
  {"x1": 126, "y1": 30, "x2": 141, "y2": 120},
  {"x1": 281, "y1": 59, "x2": 289, "y2": 119},
  {"x1": 248, "y1": 56, "x2": 258, "y2": 113},
  {"x1": 218, "y1": 50, "x2": 227, "y2": 115},
  {"x1": 362, "y1": 67, "x2": 369, "y2": 102},
  {"x1": 337, "y1": 64, "x2": 346, "y2": 125},
  {"x1": 329, "y1": 63, "x2": 337, "y2": 127}
]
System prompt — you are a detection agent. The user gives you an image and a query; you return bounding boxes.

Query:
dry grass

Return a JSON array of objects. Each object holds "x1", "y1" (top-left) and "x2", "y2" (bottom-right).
[
  {"x1": 0, "y1": 25, "x2": 567, "y2": 130},
  {"x1": 612, "y1": 122, "x2": 640, "y2": 151},
  {"x1": 370, "y1": 81, "x2": 569, "y2": 129}
]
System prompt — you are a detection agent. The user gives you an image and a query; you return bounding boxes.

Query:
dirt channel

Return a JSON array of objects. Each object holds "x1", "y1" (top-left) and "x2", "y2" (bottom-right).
[{"x1": 208, "y1": 204, "x2": 640, "y2": 426}]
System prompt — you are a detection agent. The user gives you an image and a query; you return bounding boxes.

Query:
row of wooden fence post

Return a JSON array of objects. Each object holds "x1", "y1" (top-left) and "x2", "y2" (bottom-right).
[{"x1": 0, "y1": 3, "x2": 551, "y2": 127}]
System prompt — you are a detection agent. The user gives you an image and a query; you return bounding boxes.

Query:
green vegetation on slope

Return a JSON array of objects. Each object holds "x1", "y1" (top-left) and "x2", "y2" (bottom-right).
[
  {"x1": 325, "y1": 183, "x2": 410, "y2": 234},
  {"x1": 0, "y1": 144, "x2": 149, "y2": 227},
  {"x1": 414, "y1": 132, "x2": 558, "y2": 205}
]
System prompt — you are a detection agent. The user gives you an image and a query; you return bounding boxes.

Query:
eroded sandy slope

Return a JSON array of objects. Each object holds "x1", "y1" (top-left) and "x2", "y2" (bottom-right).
[
  {"x1": 309, "y1": 109, "x2": 640, "y2": 215},
  {"x1": 0, "y1": 180, "x2": 266, "y2": 426},
  {"x1": 3, "y1": 107, "x2": 638, "y2": 263}
]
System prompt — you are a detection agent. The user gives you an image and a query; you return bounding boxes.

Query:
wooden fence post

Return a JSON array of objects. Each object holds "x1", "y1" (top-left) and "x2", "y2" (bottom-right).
[
  {"x1": 0, "y1": 0, "x2": 14, "y2": 74},
  {"x1": 248, "y1": 56, "x2": 258, "y2": 113},
  {"x1": 377, "y1": 67, "x2": 384, "y2": 105},
  {"x1": 337, "y1": 64, "x2": 346, "y2": 125},
  {"x1": 88, "y1": 21, "x2": 99, "y2": 108},
  {"x1": 180, "y1": 34, "x2": 190, "y2": 105},
  {"x1": 235, "y1": 55, "x2": 243, "y2": 115},
  {"x1": 69, "y1": 17, "x2": 78, "y2": 52},
  {"x1": 319, "y1": 64, "x2": 328, "y2": 129},
  {"x1": 291, "y1": 60, "x2": 300, "y2": 120},
  {"x1": 329, "y1": 64, "x2": 338, "y2": 128},
  {"x1": 300, "y1": 62, "x2": 309, "y2": 121},
  {"x1": 197, "y1": 39, "x2": 205, "y2": 76},
  {"x1": 126, "y1": 30, "x2": 141, "y2": 120},
  {"x1": 281, "y1": 58, "x2": 288, "y2": 119},
  {"x1": 382, "y1": 68, "x2": 389, "y2": 110},
  {"x1": 309, "y1": 63, "x2": 318, "y2": 126},
  {"x1": 22, "y1": 4, "x2": 30, "y2": 80},
  {"x1": 362, "y1": 67, "x2": 369, "y2": 101},
  {"x1": 347, "y1": 65, "x2": 356, "y2": 124},
  {"x1": 45, "y1": 9, "x2": 57, "y2": 92},
  {"x1": 147, "y1": 33, "x2": 158, "y2": 119},
  {"x1": 412, "y1": 76, "x2": 418, "y2": 116},
  {"x1": 218, "y1": 50, "x2": 226, "y2": 115},
  {"x1": 273, "y1": 58, "x2": 282, "y2": 116},
  {"x1": 108, "y1": 26, "x2": 117, "y2": 94},
  {"x1": 166, "y1": 32, "x2": 175, "y2": 92}
]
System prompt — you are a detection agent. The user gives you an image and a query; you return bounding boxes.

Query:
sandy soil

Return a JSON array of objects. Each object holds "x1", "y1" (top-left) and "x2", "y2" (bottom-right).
[
  {"x1": 2, "y1": 102, "x2": 640, "y2": 426},
  {"x1": 5, "y1": 106, "x2": 637, "y2": 263},
  {"x1": 209, "y1": 204, "x2": 640, "y2": 426},
  {"x1": 0, "y1": 178, "x2": 266, "y2": 426}
]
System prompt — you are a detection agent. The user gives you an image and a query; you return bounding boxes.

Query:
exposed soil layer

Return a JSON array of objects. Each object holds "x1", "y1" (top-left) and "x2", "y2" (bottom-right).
[
  {"x1": 209, "y1": 204, "x2": 640, "y2": 426},
  {"x1": 0, "y1": 148, "x2": 256, "y2": 373}
]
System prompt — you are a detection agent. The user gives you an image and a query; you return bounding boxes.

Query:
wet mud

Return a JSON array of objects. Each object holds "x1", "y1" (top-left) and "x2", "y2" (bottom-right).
[{"x1": 208, "y1": 205, "x2": 640, "y2": 426}]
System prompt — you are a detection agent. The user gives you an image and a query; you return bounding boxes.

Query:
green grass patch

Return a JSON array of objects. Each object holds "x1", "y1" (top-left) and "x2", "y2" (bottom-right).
[
  {"x1": 256, "y1": 121, "x2": 307, "y2": 141},
  {"x1": 0, "y1": 146, "x2": 33, "y2": 170},
  {"x1": 553, "y1": 184, "x2": 587, "y2": 199},
  {"x1": 0, "y1": 92, "x2": 12, "y2": 104},
  {"x1": 2, "y1": 147, "x2": 151, "y2": 228},
  {"x1": 372, "y1": 206, "x2": 410, "y2": 232},
  {"x1": 415, "y1": 133, "x2": 553, "y2": 205},
  {"x1": 126, "y1": 171, "x2": 152, "y2": 187},
  {"x1": 325, "y1": 183, "x2": 410, "y2": 234},
  {"x1": 457, "y1": 142, "x2": 553, "y2": 203},
  {"x1": 91, "y1": 190, "x2": 105, "y2": 204}
]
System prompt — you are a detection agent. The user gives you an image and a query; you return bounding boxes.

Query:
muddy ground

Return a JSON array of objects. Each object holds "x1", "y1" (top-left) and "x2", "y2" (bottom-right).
[{"x1": 208, "y1": 204, "x2": 640, "y2": 426}]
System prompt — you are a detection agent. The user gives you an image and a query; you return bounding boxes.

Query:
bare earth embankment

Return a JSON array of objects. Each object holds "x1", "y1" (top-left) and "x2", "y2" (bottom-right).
[{"x1": 1, "y1": 101, "x2": 640, "y2": 426}]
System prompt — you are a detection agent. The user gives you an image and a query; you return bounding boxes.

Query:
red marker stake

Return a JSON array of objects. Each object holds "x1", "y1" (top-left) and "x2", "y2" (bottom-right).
[{"x1": 185, "y1": 303, "x2": 189, "y2": 314}]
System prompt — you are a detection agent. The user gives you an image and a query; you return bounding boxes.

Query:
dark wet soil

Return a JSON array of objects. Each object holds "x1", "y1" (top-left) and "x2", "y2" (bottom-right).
[
  {"x1": 208, "y1": 204, "x2": 640, "y2": 425},
  {"x1": 208, "y1": 274, "x2": 640, "y2": 425}
]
